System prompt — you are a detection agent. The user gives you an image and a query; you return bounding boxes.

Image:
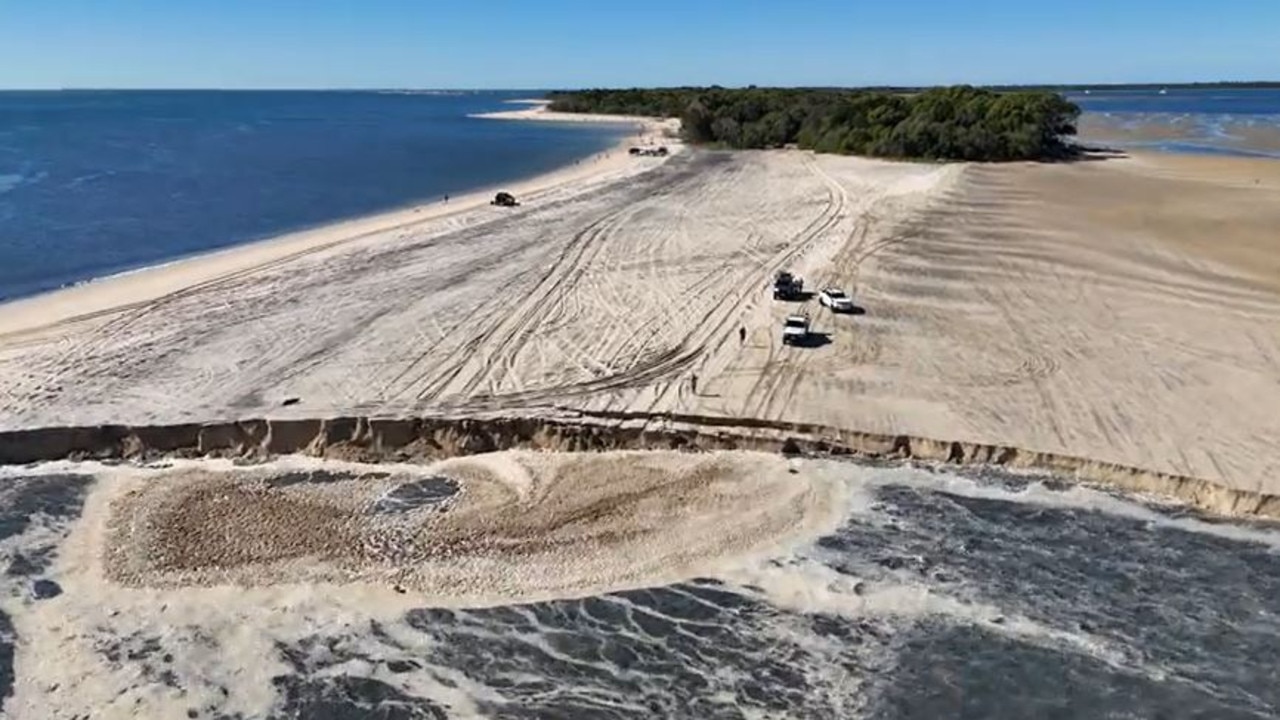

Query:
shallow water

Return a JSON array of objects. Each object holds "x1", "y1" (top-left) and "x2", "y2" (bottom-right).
[
  {"x1": 1, "y1": 460, "x2": 1277, "y2": 718},
  {"x1": 1071, "y1": 88, "x2": 1280, "y2": 159}
]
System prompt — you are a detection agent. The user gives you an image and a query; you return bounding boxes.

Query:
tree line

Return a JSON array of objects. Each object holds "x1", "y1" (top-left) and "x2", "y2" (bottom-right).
[{"x1": 546, "y1": 86, "x2": 1082, "y2": 161}]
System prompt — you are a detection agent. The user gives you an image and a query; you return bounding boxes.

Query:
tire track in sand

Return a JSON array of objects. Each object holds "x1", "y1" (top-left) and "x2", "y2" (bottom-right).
[{"x1": 738, "y1": 156, "x2": 851, "y2": 421}]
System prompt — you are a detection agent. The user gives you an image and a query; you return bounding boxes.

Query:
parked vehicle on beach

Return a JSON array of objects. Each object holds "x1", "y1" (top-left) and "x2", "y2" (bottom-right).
[
  {"x1": 772, "y1": 271, "x2": 804, "y2": 300},
  {"x1": 781, "y1": 315, "x2": 811, "y2": 345},
  {"x1": 818, "y1": 288, "x2": 855, "y2": 313},
  {"x1": 491, "y1": 191, "x2": 519, "y2": 207}
]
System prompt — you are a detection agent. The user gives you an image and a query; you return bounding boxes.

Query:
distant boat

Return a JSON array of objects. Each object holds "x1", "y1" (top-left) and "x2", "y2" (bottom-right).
[{"x1": 1158, "y1": 88, "x2": 1168, "y2": 95}]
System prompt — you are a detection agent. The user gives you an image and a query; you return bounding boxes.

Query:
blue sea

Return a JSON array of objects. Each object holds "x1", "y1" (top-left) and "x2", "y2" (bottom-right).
[
  {"x1": 0, "y1": 91, "x2": 629, "y2": 301},
  {"x1": 1070, "y1": 88, "x2": 1280, "y2": 158}
]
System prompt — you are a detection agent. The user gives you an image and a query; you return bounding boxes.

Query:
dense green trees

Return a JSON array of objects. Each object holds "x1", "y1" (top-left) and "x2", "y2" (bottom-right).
[{"x1": 546, "y1": 86, "x2": 1081, "y2": 161}]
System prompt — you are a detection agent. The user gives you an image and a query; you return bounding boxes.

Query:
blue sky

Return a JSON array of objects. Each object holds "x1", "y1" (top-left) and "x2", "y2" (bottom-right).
[{"x1": 1, "y1": 0, "x2": 1276, "y2": 89}]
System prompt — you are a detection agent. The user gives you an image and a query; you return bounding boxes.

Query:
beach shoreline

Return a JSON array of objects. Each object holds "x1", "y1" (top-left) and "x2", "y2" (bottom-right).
[
  {"x1": 0, "y1": 110, "x2": 675, "y2": 339},
  {"x1": 1076, "y1": 114, "x2": 1280, "y2": 160},
  {"x1": 470, "y1": 99, "x2": 682, "y2": 135}
]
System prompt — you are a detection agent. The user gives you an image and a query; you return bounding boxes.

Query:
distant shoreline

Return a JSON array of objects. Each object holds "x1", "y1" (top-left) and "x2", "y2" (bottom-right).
[
  {"x1": 1, "y1": 81, "x2": 1274, "y2": 93},
  {"x1": 470, "y1": 99, "x2": 682, "y2": 135}
]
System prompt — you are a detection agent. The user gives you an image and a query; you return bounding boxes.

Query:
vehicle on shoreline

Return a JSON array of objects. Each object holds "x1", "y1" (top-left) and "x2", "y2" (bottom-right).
[
  {"x1": 629, "y1": 146, "x2": 669, "y2": 157},
  {"x1": 491, "y1": 192, "x2": 519, "y2": 207}
]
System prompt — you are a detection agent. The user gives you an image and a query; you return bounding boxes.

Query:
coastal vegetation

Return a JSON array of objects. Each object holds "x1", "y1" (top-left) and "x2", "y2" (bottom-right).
[{"x1": 547, "y1": 86, "x2": 1081, "y2": 161}]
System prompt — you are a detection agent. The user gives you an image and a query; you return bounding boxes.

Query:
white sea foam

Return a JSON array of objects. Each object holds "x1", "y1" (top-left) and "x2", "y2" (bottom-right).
[
  {"x1": 847, "y1": 462, "x2": 1280, "y2": 551},
  {"x1": 0, "y1": 453, "x2": 1274, "y2": 717}
]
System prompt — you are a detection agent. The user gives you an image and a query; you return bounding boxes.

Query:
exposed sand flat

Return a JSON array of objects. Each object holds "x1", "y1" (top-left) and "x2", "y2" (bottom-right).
[
  {"x1": 1, "y1": 148, "x2": 1278, "y2": 496},
  {"x1": 1078, "y1": 114, "x2": 1280, "y2": 157},
  {"x1": 471, "y1": 99, "x2": 682, "y2": 136},
  {"x1": 103, "y1": 450, "x2": 841, "y2": 600}
]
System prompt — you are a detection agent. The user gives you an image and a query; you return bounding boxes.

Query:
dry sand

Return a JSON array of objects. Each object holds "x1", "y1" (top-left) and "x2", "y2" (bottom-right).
[
  {"x1": 1, "y1": 133, "x2": 1278, "y2": 495},
  {"x1": 687, "y1": 151, "x2": 1280, "y2": 493}
]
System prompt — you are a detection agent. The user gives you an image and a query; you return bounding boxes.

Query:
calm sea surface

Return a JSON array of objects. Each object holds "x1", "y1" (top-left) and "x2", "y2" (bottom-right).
[{"x1": 0, "y1": 91, "x2": 629, "y2": 301}]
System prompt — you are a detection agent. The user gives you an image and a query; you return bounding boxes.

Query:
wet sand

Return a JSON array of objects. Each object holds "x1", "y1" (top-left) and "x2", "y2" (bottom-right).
[
  {"x1": 101, "y1": 451, "x2": 841, "y2": 601},
  {"x1": 1078, "y1": 114, "x2": 1280, "y2": 158}
]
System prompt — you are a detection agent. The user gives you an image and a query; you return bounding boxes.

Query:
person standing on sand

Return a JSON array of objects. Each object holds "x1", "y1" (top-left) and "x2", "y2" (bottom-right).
[
  {"x1": 690, "y1": 374, "x2": 698, "y2": 395},
  {"x1": 739, "y1": 326, "x2": 746, "y2": 344}
]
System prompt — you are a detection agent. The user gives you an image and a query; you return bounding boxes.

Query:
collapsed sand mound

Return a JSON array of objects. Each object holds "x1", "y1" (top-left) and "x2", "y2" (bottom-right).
[{"x1": 104, "y1": 451, "x2": 842, "y2": 603}]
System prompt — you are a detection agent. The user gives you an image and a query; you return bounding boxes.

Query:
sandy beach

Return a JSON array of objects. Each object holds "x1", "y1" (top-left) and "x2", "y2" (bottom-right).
[
  {"x1": 2, "y1": 120, "x2": 1279, "y2": 500},
  {"x1": 471, "y1": 98, "x2": 683, "y2": 136}
]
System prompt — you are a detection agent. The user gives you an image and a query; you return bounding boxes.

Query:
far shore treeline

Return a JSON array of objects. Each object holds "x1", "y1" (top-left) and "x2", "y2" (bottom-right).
[{"x1": 547, "y1": 86, "x2": 1082, "y2": 161}]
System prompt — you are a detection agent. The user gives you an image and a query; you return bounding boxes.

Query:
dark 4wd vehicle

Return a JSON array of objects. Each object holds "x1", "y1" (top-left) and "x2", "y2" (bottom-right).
[{"x1": 773, "y1": 271, "x2": 804, "y2": 300}]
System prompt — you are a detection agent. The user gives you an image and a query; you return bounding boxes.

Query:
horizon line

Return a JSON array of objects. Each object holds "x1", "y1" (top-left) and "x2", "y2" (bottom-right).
[{"x1": 1, "y1": 80, "x2": 1278, "y2": 93}]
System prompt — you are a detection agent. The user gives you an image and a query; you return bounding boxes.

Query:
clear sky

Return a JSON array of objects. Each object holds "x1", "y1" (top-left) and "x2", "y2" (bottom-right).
[{"x1": 1, "y1": 0, "x2": 1276, "y2": 89}]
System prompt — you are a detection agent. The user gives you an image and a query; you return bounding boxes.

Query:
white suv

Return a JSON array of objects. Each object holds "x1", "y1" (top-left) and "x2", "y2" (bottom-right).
[{"x1": 818, "y1": 288, "x2": 855, "y2": 313}]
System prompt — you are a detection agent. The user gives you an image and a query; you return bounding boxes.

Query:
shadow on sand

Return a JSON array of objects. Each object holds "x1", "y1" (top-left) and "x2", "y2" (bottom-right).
[
  {"x1": 1039, "y1": 144, "x2": 1130, "y2": 164},
  {"x1": 786, "y1": 332, "x2": 833, "y2": 349}
]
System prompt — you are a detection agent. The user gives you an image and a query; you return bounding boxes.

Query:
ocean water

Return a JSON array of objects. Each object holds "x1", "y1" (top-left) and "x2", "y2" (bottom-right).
[
  {"x1": 0, "y1": 91, "x2": 629, "y2": 301},
  {"x1": 2, "y1": 460, "x2": 1278, "y2": 718},
  {"x1": 1071, "y1": 88, "x2": 1280, "y2": 158}
]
